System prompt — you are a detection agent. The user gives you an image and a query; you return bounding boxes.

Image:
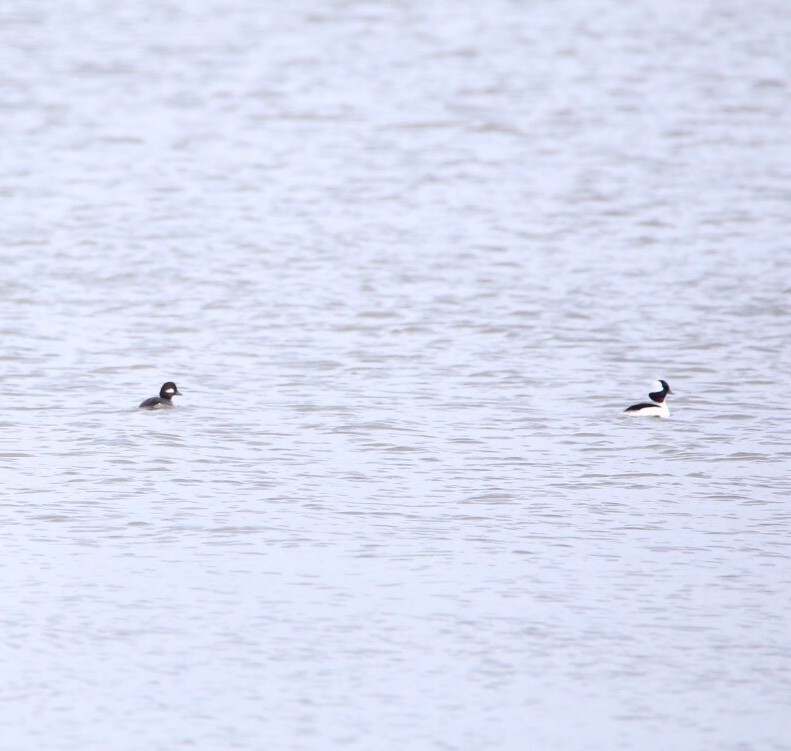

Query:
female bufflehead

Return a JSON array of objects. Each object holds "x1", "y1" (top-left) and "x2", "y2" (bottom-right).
[
  {"x1": 624, "y1": 379, "x2": 672, "y2": 418},
  {"x1": 139, "y1": 381, "x2": 181, "y2": 409}
]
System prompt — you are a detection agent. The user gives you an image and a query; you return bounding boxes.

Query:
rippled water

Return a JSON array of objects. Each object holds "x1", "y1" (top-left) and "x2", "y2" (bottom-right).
[{"x1": 1, "y1": 1, "x2": 789, "y2": 749}]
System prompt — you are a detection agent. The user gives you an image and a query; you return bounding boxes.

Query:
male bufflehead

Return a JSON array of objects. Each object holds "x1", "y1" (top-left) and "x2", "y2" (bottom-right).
[
  {"x1": 139, "y1": 381, "x2": 182, "y2": 409},
  {"x1": 624, "y1": 379, "x2": 672, "y2": 418}
]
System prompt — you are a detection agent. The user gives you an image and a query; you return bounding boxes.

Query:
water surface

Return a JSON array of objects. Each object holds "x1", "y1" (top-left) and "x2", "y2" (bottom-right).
[{"x1": 1, "y1": 1, "x2": 789, "y2": 749}]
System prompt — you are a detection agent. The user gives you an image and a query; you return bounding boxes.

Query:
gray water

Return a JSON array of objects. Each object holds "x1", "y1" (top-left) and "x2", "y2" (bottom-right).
[{"x1": 1, "y1": 1, "x2": 789, "y2": 749}]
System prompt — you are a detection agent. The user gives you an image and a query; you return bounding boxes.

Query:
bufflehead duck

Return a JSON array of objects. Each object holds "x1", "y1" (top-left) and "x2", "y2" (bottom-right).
[
  {"x1": 139, "y1": 381, "x2": 181, "y2": 409},
  {"x1": 624, "y1": 379, "x2": 672, "y2": 418}
]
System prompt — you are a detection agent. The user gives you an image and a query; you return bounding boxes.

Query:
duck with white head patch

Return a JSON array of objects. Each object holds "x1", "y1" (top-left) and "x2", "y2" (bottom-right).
[
  {"x1": 139, "y1": 381, "x2": 182, "y2": 409},
  {"x1": 624, "y1": 379, "x2": 672, "y2": 418}
]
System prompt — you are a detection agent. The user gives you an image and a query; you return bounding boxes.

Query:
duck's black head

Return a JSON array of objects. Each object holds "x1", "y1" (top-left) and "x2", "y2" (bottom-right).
[
  {"x1": 648, "y1": 379, "x2": 671, "y2": 403},
  {"x1": 160, "y1": 382, "x2": 182, "y2": 399}
]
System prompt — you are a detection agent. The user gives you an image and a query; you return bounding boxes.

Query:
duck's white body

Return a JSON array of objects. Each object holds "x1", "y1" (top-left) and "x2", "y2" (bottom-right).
[{"x1": 624, "y1": 400, "x2": 670, "y2": 418}]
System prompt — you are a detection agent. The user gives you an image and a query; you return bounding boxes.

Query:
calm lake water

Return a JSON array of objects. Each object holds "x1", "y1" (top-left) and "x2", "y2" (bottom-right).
[{"x1": 1, "y1": 1, "x2": 789, "y2": 749}]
